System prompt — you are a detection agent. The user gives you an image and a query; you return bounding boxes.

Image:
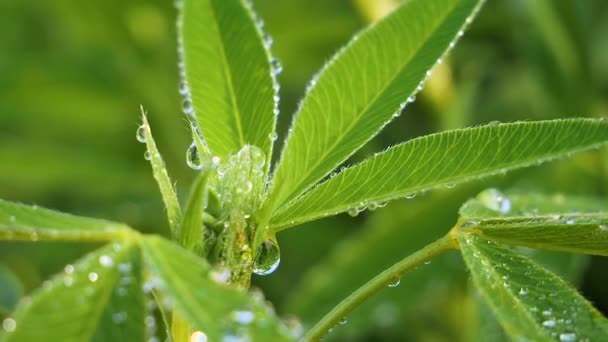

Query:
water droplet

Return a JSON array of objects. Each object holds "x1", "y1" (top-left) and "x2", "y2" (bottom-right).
[
  {"x1": 271, "y1": 58, "x2": 283, "y2": 76},
  {"x1": 118, "y1": 263, "x2": 132, "y2": 273},
  {"x1": 191, "y1": 331, "x2": 208, "y2": 342},
  {"x1": 348, "y1": 208, "x2": 359, "y2": 217},
  {"x1": 542, "y1": 320, "x2": 556, "y2": 328},
  {"x1": 178, "y1": 80, "x2": 189, "y2": 95},
  {"x1": 144, "y1": 151, "x2": 151, "y2": 161},
  {"x1": 405, "y1": 193, "x2": 416, "y2": 199},
  {"x1": 559, "y1": 333, "x2": 576, "y2": 342},
  {"x1": 600, "y1": 225, "x2": 608, "y2": 232},
  {"x1": 479, "y1": 188, "x2": 511, "y2": 214},
  {"x1": 445, "y1": 183, "x2": 455, "y2": 189},
  {"x1": 282, "y1": 315, "x2": 303, "y2": 339},
  {"x1": 65, "y1": 264, "x2": 74, "y2": 274},
  {"x1": 232, "y1": 310, "x2": 255, "y2": 325},
  {"x1": 211, "y1": 156, "x2": 221, "y2": 168},
  {"x1": 339, "y1": 318, "x2": 347, "y2": 325},
  {"x1": 269, "y1": 132, "x2": 278, "y2": 141},
  {"x1": 3, "y1": 318, "x2": 16, "y2": 332},
  {"x1": 183, "y1": 99, "x2": 194, "y2": 115},
  {"x1": 136, "y1": 125, "x2": 146, "y2": 143},
  {"x1": 186, "y1": 143, "x2": 203, "y2": 170},
  {"x1": 88, "y1": 272, "x2": 99, "y2": 282},
  {"x1": 388, "y1": 276, "x2": 400, "y2": 288},
  {"x1": 424, "y1": 260, "x2": 431, "y2": 265},
  {"x1": 99, "y1": 255, "x2": 114, "y2": 268},
  {"x1": 253, "y1": 236, "x2": 280, "y2": 276},
  {"x1": 519, "y1": 288, "x2": 528, "y2": 296},
  {"x1": 64, "y1": 276, "x2": 74, "y2": 287},
  {"x1": 566, "y1": 218, "x2": 575, "y2": 225},
  {"x1": 112, "y1": 312, "x2": 127, "y2": 324},
  {"x1": 211, "y1": 267, "x2": 231, "y2": 285}
]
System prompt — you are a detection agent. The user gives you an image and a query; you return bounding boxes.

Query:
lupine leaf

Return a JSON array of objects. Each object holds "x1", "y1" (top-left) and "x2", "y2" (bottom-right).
[
  {"x1": 263, "y1": 0, "x2": 485, "y2": 217},
  {"x1": 270, "y1": 119, "x2": 608, "y2": 230},
  {"x1": 1, "y1": 242, "x2": 143, "y2": 342},
  {"x1": 459, "y1": 190, "x2": 608, "y2": 255},
  {"x1": 458, "y1": 233, "x2": 608, "y2": 340},
  {"x1": 179, "y1": 0, "x2": 278, "y2": 161},
  {"x1": 0, "y1": 199, "x2": 130, "y2": 242}
]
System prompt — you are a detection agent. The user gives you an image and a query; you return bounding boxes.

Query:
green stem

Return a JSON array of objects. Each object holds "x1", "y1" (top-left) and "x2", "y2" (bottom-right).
[{"x1": 303, "y1": 233, "x2": 457, "y2": 341}]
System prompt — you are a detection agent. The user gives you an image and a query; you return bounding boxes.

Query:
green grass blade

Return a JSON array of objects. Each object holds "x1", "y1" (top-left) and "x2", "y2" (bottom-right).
[
  {"x1": 140, "y1": 236, "x2": 292, "y2": 341},
  {"x1": 140, "y1": 111, "x2": 182, "y2": 236},
  {"x1": 457, "y1": 234, "x2": 608, "y2": 340},
  {"x1": 459, "y1": 190, "x2": 608, "y2": 256},
  {"x1": 1, "y1": 242, "x2": 143, "y2": 342},
  {"x1": 264, "y1": 0, "x2": 485, "y2": 217},
  {"x1": 179, "y1": 170, "x2": 210, "y2": 252},
  {"x1": 0, "y1": 199, "x2": 130, "y2": 242},
  {"x1": 179, "y1": 0, "x2": 278, "y2": 161},
  {"x1": 270, "y1": 119, "x2": 608, "y2": 230}
]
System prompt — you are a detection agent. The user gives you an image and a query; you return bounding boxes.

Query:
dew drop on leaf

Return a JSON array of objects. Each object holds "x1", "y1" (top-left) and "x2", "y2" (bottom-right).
[
  {"x1": 99, "y1": 255, "x2": 114, "y2": 268},
  {"x1": 388, "y1": 276, "x2": 401, "y2": 288},
  {"x1": 519, "y1": 288, "x2": 528, "y2": 296},
  {"x1": 339, "y1": 318, "x2": 347, "y2": 325},
  {"x1": 64, "y1": 264, "x2": 74, "y2": 274},
  {"x1": 253, "y1": 235, "x2": 281, "y2": 276},
  {"x1": 144, "y1": 151, "x2": 151, "y2": 161},
  {"x1": 190, "y1": 331, "x2": 208, "y2": 342},
  {"x1": 282, "y1": 315, "x2": 304, "y2": 339},
  {"x1": 88, "y1": 272, "x2": 99, "y2": 282},
  {"x1": 542, "y1": 320, "x2": 556, "y2": 328},
  {"x1": 136, "y1": 125, "x2": 147, "y2": 143},
  {"x1": 2, "y1": 318, "x2": 16, "y2": 332},
  {"x1": 186, "y1": 143, "x2": 203, "y2": 170},
  {"x1": 559, "y1": 333, "x2": 576, "y2": 342},
  {"x1": 232, "y1": 310, "x2": 255, "y2": 325},
  {"x1": 348, "y1": 208, "x2": 359, "y2": 217}
]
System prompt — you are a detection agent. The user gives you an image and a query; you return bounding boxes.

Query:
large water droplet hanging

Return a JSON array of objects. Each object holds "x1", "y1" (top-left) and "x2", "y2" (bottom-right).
[
  {"x1": 479, "y1": 188, "x2": 511, "y2": 214},
  {"x1": 136, "y1": 125, "x2": 146, "y2": 143},
  {"x1": 186, "y1": 143, "x2": 203, "y2": 170},
  {"x1": 253, "y1": 235, "x2": 280, "y2": 276}
]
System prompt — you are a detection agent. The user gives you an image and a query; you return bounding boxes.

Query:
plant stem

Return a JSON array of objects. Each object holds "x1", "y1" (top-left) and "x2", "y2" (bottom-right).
[{"x1": 303, "y1": 233, "x2": 457, "y2": 341}]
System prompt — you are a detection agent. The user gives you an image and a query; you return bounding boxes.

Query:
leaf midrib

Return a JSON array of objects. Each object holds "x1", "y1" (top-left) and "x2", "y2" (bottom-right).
[
  {"x1": 208, "y1": 0, "x2": 246, "y2": 149},
  {"x1": 270, "y1": 0, "x2": 461, "y2": 214}
]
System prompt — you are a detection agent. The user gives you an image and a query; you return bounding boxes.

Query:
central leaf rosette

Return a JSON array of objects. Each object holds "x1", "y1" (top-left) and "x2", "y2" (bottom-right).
[{"x1": 202, "y1": 144, "x2": 279, "y2": 284}]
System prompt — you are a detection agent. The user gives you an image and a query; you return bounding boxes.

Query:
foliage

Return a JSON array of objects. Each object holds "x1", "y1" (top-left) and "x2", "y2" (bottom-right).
[{"x1": 1, "y1": 0, "x2": 608, "y2": 341}]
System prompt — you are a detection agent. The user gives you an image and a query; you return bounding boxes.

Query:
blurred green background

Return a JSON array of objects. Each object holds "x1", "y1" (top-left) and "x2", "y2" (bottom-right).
[{"x1": 1, "y1": 0, "x2": 607, "y2": 340}]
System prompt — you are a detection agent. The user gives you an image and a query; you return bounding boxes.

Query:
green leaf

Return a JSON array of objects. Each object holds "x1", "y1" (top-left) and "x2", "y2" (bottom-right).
[
  {"x1": 270, "y1": 119, "x2": 608, "y2": 230},
  {"x1": 457, "y1": 233, "x2": 608, "y2": 341},
  {"x1": 140, "y1": 236, "x2": 292, "y2": 341},
  {"x1": 179, "y1": 0, "x2": 277, "y2": 161},
  {"x1": 264, "y1": 0, "x2": 485, "y2": 217},
  {"x1": 1, "y1": 241, "x2": 144, "y2": 342},
  {"x1": 0, "y1": 199, "x2": 130, "y2": 242},
  {"x1": 459, "y1": 190, "x2": 608, "y2": 256},
  {"x1": 179, "y1": 171, "x2": 210, "y2": 252},
  {"x1": 140, "y1": 111, "x2": 182, "y2": 236}
]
